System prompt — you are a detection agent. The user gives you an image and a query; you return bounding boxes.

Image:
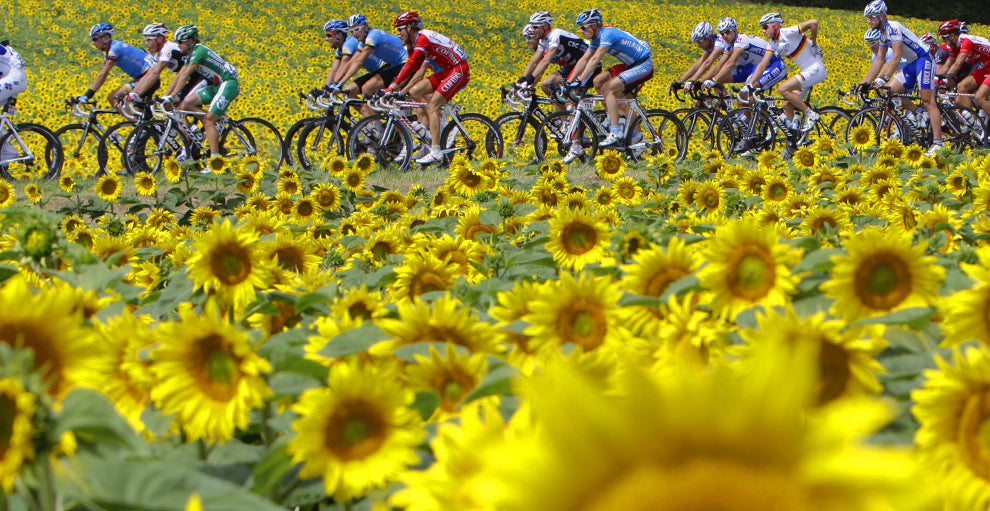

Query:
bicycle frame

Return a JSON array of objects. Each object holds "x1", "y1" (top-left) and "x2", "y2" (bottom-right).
[{"x1": 0, "y1": 115, "x2": 33, "y2": 165}]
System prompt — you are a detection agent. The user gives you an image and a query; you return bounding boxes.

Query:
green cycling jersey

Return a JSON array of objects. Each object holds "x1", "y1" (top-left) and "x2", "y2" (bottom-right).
[{"x1": 186, "y1": 44, "x2": 238, "y2": 85}]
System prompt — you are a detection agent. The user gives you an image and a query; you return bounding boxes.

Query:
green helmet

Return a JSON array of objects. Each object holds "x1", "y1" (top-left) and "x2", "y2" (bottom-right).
[{"x1": 174, "y1": 25, "x2": 198, "y2": 42}]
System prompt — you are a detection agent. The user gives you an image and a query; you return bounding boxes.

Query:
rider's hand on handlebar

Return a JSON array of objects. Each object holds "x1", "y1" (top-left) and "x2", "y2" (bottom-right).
[
  {"x1": 871, "y1": 76, "x2": 888, "y2": 89},
  {"x1": 72, "y1": 95, "x2": 90, "y2": 105},
  {"x1": 126, "y1": 92, "x2": 142, "y2": 103},
  {"x1": 702, "y1": 79, "x2": 718, "y2": 90},
  {"x1": 668, "y1": 81, "x2": 682, "y2": 94}
]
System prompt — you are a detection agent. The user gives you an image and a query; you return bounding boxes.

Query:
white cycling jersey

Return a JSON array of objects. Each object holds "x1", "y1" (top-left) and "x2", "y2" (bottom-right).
[
  {"x1": 768, "y1": 25, "x2": 824, "y2": 69},
  {"x1": 536, "y1": 28, "x2": 587, "y2": 67},
  {"x1": 0, "y1": 44, "x2": 27, "y2": 106},
  {"x1": 731, "y1": 33, "x2": 771, "y2": 67},
  {"x1": 714, "y1": 34, "x2": 733, "y2": 54},
  {"x1": 155, "y1": 40, "x2": 184, "y2": 73},
  {"x1": 876, "y1": 20, "x2": 928, "y2": 64}
]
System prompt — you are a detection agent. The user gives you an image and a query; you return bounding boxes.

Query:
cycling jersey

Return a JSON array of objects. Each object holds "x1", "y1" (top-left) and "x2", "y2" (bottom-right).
[
  {"x1": 588, "y1": 26, "x2": 651, "y2": 66},
  {"x1": 0, "y1": 43, "x2": 26, "y2": 80},
  {"x1": 155, "y1": 40, "x2": 184, "y2": 73},
  {"x1": 537, "y1": 28, "x2": 587, "y2": 67},
  {"x1": 876, "y1": 20, "x2": 928, "y2": 64},
  {"x1": 730, "y1": 33, "x2": 772, "y2": 67},
  {"x1": 934, "y1": 44, "x2": 951, "y2": 66},
  {"x1": 393, "y1": 30, "x2": 468, "y2": 87},
  {"x1": 360, "y1": 29, "x2": 407, "y2": 69},
  {"x1": 768, "y1": 25, "x2": 824, "y2": 69},
  {"x1": 336, "y1": 35, "x2": 359, "y2": 60},
  {"x1": 106, "y1": 40, "x2": 154, "y2": 80},
  {"x1": 713, "y1": 34, "x2": 733, "y2": 55},
  {"x1": 950, "y1": 34, "x2": 990, "y2": 68},
  {"x1": 186, "y1": 44, "x2": 238, "y2": 85}
]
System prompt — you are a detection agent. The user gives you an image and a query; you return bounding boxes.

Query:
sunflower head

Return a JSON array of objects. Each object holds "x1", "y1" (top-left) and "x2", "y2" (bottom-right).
[
  {"x1": 595, "y1": 150, "x2": 627, "y2": 181},
  {"x1": 207, "y1": 155, "x2": 228, "y2": 174}
]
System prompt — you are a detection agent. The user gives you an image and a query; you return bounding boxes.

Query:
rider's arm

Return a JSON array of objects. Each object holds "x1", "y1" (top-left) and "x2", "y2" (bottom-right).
[
  {"x1": 676, "y1": 52, "x2": 708, "y2": 82},
  {"x1": 946, "y1": 41, "x2": 970, "y2": 77},
  {"x1": 389, "y1": 44, "x2": 426, "y2": 91},
  {"x1": 166, "y1": 61, "x2": 197, "y2": 97},
  {"x1": 86, "y1": 59, "x2": 117, "y2": 97},
  {"x1": 702, "y1": 49, "x2": 732, "y2": 82},
  {"x1": 132, "y1": 61, "x2": 169, "y2": 97},
  {"x1": 798, "y1": 19, "x2": 819, "y2": 42},
  {"x1": 521, "y1": 49, "x2": 545, "y2": 81},
  {"x1": 686, "y1": 49, "x2": 720, "y2": 82},
  {"x1": 573, "y1": 46, "x2": 608, "y2": 85},
  {"x1": 337, "y1": 45, "x2": 374, "y2": 86},
  {"x1": 746, "y1": 50, "x2": 774, "y2": 88},
  {"x1": 712, "y1": 47, "x2": 743, "y2": 83},
  {"x1": 328, "y1": 54, "x2": 353, "y2": 85},
  {"x1": 877, "y1": 41, "x2": 902, "y2": 81},
  {"x1": 529, "y1": 49, "x2": 558, "y2": 83},
  {"x1": 566, "y1": 47, "x2": 594, "y2": 83}
]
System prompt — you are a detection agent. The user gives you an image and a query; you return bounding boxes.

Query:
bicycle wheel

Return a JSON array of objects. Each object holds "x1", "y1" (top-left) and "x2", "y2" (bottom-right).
[
  {"x1": 816, "y1": 106, "x2": 852, "y2": 148},
  {"x1": 847, "y1": 107, "x2": 911, "y2": 152},
  {"x1": 97, "y1": 120, "x2": 138, "y2": 176},
  {"x1": 125, "y1": 120, "x2": 190, "y2": 175},
  {"x1": 283, "y1": 117, "x2": 320, "y2": 168},
  {"x1": 681, "y1": 109, "x2": 717, "y2": 156},
  {"x1": 495, "y1": 111, "x2": 542, "y2": 165},
  {"x1": 535, "y1": 110, "x2": 599, "y2": 163},
  {"x1": 440, "y1": 113, "x2": 503, "y2": 163},
  {"x1": 348, "y1": 115, "x2": 413, "y2": 172},
  {"x1": 0, "y1": 123, "x2": 63, "y2": 181},
  {"x1": 942, "y1": 105, "x2": 982, "y2": 152},
  {"x1": 627, "y1": 109, "x2": 687, "y2": 163},
  {"x1": 54, "y1": 123, "x2": 103, "y2": 178},
  {"x1": 296, "y1": 119, "x2": 348, "y2": 170},
  {"x1": 717, "y1": 107, "x2": 776, "y2": 158},
  {"x1": 231, "y1": 117, "x2": 284, "y2": 172}
]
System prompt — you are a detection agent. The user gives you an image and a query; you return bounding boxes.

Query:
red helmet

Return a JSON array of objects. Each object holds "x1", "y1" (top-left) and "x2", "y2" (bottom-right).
[
  {"x1": 920, "y1": 32, "x2": 936, "y2": 45},
  {"x1": 394, "y1": 11, "x2": 422, "y2": 28},
  {"x1": 938, "y1": 19, "x2": 961, "y2": 36}
]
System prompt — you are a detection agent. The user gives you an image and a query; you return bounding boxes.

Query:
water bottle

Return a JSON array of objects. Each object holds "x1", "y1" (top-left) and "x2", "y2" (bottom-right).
[
  {"x1": 189, "y1": 124, "x2": 206, "y2": 143},
  {"x1": 410, "y1": 120, "x2": 430, "y2": 143},
  {"x1": 916, "y1": 110, "x2": 929, "y2": 130},
  {"x1": 959, "y1": 109, "x2": 975, "y2": 134}
]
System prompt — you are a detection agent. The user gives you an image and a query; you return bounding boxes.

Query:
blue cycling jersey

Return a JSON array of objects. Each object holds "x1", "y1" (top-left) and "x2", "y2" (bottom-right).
[
  {"x1": 588, "y1": 26, "x2": 651, "y2": 65},
  {"x1": 107, "y1": 40, "x2": 153, "y2": 80},
  {"x1": 336, "y1": 35, "x2": 359, "y2": 59},
  {"x1": 361, "y1": 29, "x2": 407, "y2": 70},
  {"x1": 877, "y1": 20, "x2": 928, "y2": 63}
]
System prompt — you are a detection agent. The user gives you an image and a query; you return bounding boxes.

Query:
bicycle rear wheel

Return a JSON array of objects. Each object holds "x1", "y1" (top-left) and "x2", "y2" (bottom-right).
[
  {"x1": 97, "y1": 121, "x2": 138, "y2": 176},
  {"x1": 627, "y1": 109, "x2": 687, "y2": 163},
  {"x1": 283, "y1": 116, "x2": 320, "y2": 167},
  {"x1": 296, "y1": 119, "x2": 348, "y2": 170},
  {"x1": 495, "y1": 111, "x2": 542, "y2": 165},
  {"x1": 0, "y1": 123, "x2": 63, "y2": 181},
  {"x1": 440, "y1": 113, "x2": 503, "y2": 163},
  {"x1": 231, "y1": 117, "x2": 284, "y2": 172},
  {"x1": 535, "y1": 110, "x2": 599, "y2": 163},
  {"x1": 125, "y1": 120, "x2": 191, "y2": 175},
  {"x1": 816, "y1": 106, "x2": 852, "y2": 148},
  {"x1": 348, "y1": 115, "x2": 412, "y2": 172},
  {"x1": 54, "y1": 123, "x2": 103, "y2": 178},
  {"x1": 717, "y1": 107, "x2": 776, "y2": 158}
]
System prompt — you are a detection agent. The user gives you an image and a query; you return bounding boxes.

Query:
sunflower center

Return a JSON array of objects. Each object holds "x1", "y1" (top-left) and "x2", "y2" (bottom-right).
[
  {"x1": 766, "y1": 183, "x2": 787, "y2": 201},
  {"x1": 210, "y1": 243, "x2": 252, "y2": 285},
  {"x1": 562, "y1": 223, "x2": 597, "y2": 255},
  {"x1": 442, "y1": 379, "x2": 464, "y2": 404},
  {"x1": 854, "y1": 253, "x2": 911, "y2": 310},
  {"x1": 205, "y1": 349, "x2": 239, "y2": 387},
  {"x1": 1, "y1": 324, "x2": 64, "y2": 388},
  {"x1": 410, "y1": 271, "x2": 449, "y2": 297},
  {"x1": 0, "y1": 395, "x2": 15, "y2": 455},
  {"x1": 815, "y1": 341, "x2": 850, "y2": 405},
  {"x1": 726, "y1": 247, "x2": 776, "y2": 301},
  {"x1": 646, "y1": 268, "x2": 689, "y2": 297},
  {"x1": 296, "y1": 202, "x2": 313, "y2": 217},
  {"x1": 275, "y1": 248, "x2": 305, "y2": 272},
  {"x1": 463, "y1": 172, "x2": 482, "y2": 188},
  {"x1": 326, "y1": 402, "x2": 387, "y2": 461},
  {"x1": 560, "y1": 301, "x2": 607, "y2": 350},
  {"x1": 957, "y1": 390, "x2": 990, "y2": 480}
]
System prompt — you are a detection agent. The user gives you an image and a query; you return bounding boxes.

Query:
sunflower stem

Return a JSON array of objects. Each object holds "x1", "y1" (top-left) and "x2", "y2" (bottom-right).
[
  {"x1": 33, "y1": 455, "x2": 57, "y2": 511},
  {"x1": 260, "y1": 401, "x2": 274, "y2": 448}
]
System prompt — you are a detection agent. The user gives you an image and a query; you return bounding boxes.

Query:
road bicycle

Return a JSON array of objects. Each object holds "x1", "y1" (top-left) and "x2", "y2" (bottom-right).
[
  {"x1": 844, "y1": 86, "x2": 920, "y2": 154},
  {"x1": 673, "y1": 86, "x2": 737, "y2": 156},
  {"x1": 0, "y1": 98, "x2": 63, "y2": 181},
  {"x1": 286, "y1": 90, "x2": 364, "y2": 169},
  {"x1": 495, "y1": 84, "x2": 557, "y2": 164},
  {"x1": 55, "y1": 99, "x2": 153, "y2": 177}
]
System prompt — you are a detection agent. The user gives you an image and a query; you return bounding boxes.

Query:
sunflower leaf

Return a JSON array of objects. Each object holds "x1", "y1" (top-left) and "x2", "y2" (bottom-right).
[
  {"x1": 56, "y1": 388, "x2": 142, "y2": 448},
  {"x1": 412, "y1": 390, "x2": 441, "y2": 420},
  {"x1": 794, "y1": 248, "x2": 842, "y2": 273},
  {"x1": 464, "y1": 360, "x2": 520, "y2": 403},
  {"x1": 851, "y1": 307, "x2": 937, "y2": 329},
  {"x1": 317, "y1": 323, "x2": 386, "y2": 358}
]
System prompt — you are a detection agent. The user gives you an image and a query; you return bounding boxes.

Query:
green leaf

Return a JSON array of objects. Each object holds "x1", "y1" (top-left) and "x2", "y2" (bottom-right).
[
  {"x1": 794, "y1": 248, "x2": 842, "y2": 273},
  {"x1": 617, "y1": 292, "x2": 663, "y2": 308},
  {"x1": 851, "y1": 307, "x2": 937, "y2": 329},
  {"x1": 56, "y1": 389, "x2": 141, "y2": 448},
  {"x1": 411, "y1": 390, "x2": 441, "y2": 421},
  {"x1": 251, "y1": 439, "x2": 296, "y2": 501},
  {"x1": 317, "y1": 323, "x2": 387, "y2": 358},
  {"x1": 463, "y1": 360, "x2": 519, "y2": 403},
  {"x1": 394, "y1": 342, "x2": 470, "y2": 362},
  {"x1": 294, "y1": 290, "x2": 334, "y2": 312}
]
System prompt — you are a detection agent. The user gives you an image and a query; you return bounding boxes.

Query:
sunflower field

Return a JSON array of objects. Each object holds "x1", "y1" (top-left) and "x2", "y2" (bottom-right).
[{"x1": 4, "y1": 0, "x2": 990, "y2": 510}]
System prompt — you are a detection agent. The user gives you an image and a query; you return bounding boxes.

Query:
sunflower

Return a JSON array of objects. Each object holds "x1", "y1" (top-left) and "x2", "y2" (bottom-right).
[
  {"x1": 23, "y1": 183, "x2": 41, "y2": 203},
  {"x1": 277, "y1": 175, "x2": 302, "y2": 196},
  {"x1": 849, "y1": 124, "x2": 875, "y2": 152},
  {"x1": 942, "y1": 247, "x2": 990, "y2": 348},
  {"x1": 206, "y1": 154, "x2": 228, "y2": 174},
  {"x1": 742, "y1": 168, "x2": 767, "y2": 196},
  {"x1": 903, "y1": 144, "x2": 926, "y2": 168},
  {"x1": 821, "y1": 226, "x2": 944, "y2": 322},
  {"x1": 342, "y1": 166, "x2": 366, "y2": 192},
  {"x1": 595, "y1": 150, "x2": 626, "y2": 181},
  {"x1": 455, "y1": 204, "x2": 498, "y2": 241},
  {"x1": 800, "y1": 205, "x2": 851, "y2": 237},
  {"x1": 619, "y1": 237, "x2": 700, "y2": 335},
  {"x1": 448, "y1": 163, "x2": 489, "y2": 197},
  {"x1": 912, "y1": 346, "x2": 990, "y2": 509},
  {"x1": 190, "y1": 206, "x2": 218, "y2": 225},
  {"x1": 649, "y1": 154, "x2": 675, "y2": 185},
  {"x1": 309, "y1": 182, "x2": 341, "y2": 212},
  {"x1": 186, "y1": 220, "x2": 272, "y2": 310},
  {"x1": 289, "y1": 360, "x2": 423, "y2": 501},
  {"x1": 390, "y1": 251, "x2": 459, "y2": 302},
  {"x1": 545, "y1": 207, "x2": 611, "y2": 271},
  {"x1": 134, "y1": 172, "x2": 157, "y2": 196},
  {"x1": 0, "y1": 377, "x2": 35, "y2": 493},
  {"x1": 813, "y1": 135, "x2": 839, "y2": 159},
  {"x1": 292, "y1": 196, "x2": 321, "y2": 224},
  {"x1": 150, "y1": 306, "x2": 272, "y2": 444},
  {"x1": 692, "y1": 179, "x2": 726, "y2": 215},
  {"x1": 761, "y1": 175, "x2": 792, "y2": 203},
  {"x1": 263, "y1": 230, "x2": 321, "y2": 274},
  {"x1": 162, "y1": 156, "x2": 183, "y2": 182},
  {"x1": 92, "y1": 312, "x2": 156, "y2": 432},
  {"x1": 272, "y1": 191, "x2": 295, "y2": 217},
  {"x1": 524, "y1": 272, "x2": 629, "y2": 353},
  {"x1": 792, "y1": 147, "x2": 816, "y2": 170},
  {"x1": 234, "y1": 168, "x2": 260, "y2": 195},
  {"x1": 698, "y1": 219, "x2": 799, "y2": 319},
  {"x1": 880, "y1": 138, "x2": 905, "y2": 158},
  {"x1": 405, "y1": 343, "x2": 488, "y2": 415},
  {"x1": 331, "y1": 286, "x2": 389, "y2": 322},
  {"x1": 60, "y1": 215, "x2": 86, "y2": 236},
  {"x1": 611, "y1": 176, "x2": 642, "y2": 206},
  {"x1": 0, "y1": 181, "x2": 14, "y2": 207},
  {"x1": 810, "y1": 166, "x2": 843, "y2": 189},
  {"x1": 375, "y1": 295, "x2": 503, "y2": 355},
  {"x1": 593, "y1": 187, "x2": 616, "y2": 208},
  {"x1": 95, "y1": 173, "x2": 122, "y2": 202},
  {"x1": 530, "y1": 181, "x2": 561, "y2": 207}
]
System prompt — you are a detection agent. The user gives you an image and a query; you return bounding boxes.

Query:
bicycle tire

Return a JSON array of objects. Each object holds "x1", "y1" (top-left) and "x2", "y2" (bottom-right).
[
  {"x1": 440, "y1": 113, "x2": 503, "y2": 164},
  {"x1": 125, "y1": 119, "x2": 191, "y2": 175},
  {"x1": 494, "y1": 111, "x2": 543, "y2": 165},
  {"x1": 348, "y1": 114, "x2": 413, "y2": 172},
  {"x1": 718, "y1": 107, "x2": 776, "y2": 158},
  {"x1": 283, "y1": 116, "x2": 321, "y2": 167},
  {"x1": 0, "y1": 123, "x2": 63, "y2": 181},
  {"x1": 231, "y1": 117, "x2": 285, "y2": 172},
  {"x1": 54, "y1": 123, "x2": 103, "y2": 177},
  {"x1": 942, "y1": 105, "x2": 982, "y2": 152},
  {"x1": 97, "y1": 120, "x2": 137, "y2": 176},
  {"x1": 846, "y1": 107, "x2": 912, "y2": 152},
  {"x1": 682, "y1": 109, "x2": 717, "y2": 155},
  {"x1": 816, "y1": 106, "x2": 852, "y2": 147},
  {"x1": 296, "y1": 119, "x2": 348, "y2": 170},
  {"x1": 535, "y1": 110, "x2": 600, "y2": 163},
  {"x1": 627, "y1": 108, "x2": 688, "y2": 163}
]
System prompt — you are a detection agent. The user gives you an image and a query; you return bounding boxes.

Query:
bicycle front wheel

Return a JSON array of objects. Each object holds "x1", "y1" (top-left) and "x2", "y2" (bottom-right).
[
  {"x1": 229, "y1": 117, "x2": 285, "y2": 172},
  {"x1": 283, "y1": 116, "x2": 320, "y2": 168},
  {"x1": 495, "y1": 111, "x2": 541, "y2": 165},
  {"x1": 441, "y1": 113, "x2": 503, "y2": 163},
  {"x1": 627, "y1": 109, "x2": 687, "y2": 163},
  {"x1": 54, "y1": 123, "x2": 103, "y2": 178},
  {"x1": 718, "y1": 107, "x2": 776, "y2": 158},
  {"x1": 535, "y1": 110, "x2": 599, "y2": 163},
  {"x1": 297, "y1": 119, "x2": 348, "y2": 170},
  {"x1": 348, "y1": 115, "x2": 412, "y2": 172},
  {"x1": 0, "y1": 123, "x2": 63, "y2": 181},
  {"x1": 97, "y1": 121, "x2": 137, "y2": 176},
  {"x1": 125, "y1": 120, "x2": 190, "y2": 175}
]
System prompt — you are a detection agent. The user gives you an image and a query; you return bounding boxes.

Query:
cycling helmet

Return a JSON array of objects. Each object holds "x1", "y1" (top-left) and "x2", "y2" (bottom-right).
[
  {"x1": 323, "y1": 19, "x2": 348, "y2": 33},
  {"x1": 938, "y1": 19, "x2": 961, "y2": 36},
  {"x1": 394, "y1": 11, "x2": 422, "y2": 29},
  {"x1": 576, "y1": 9, "x2": 603, "y2": 25},
  {"x1": 348, "y1": 14, "x2": 368, "y2": 28},
  {"x1": 864, "y1": 27, "x2": 882, "y2": 42},
  {"x1": 529, "y1": 11, "x2": 553, "y2": 26},
  {"x1": 173, "y1": 25, "x2": 198, "y2": 42},
  {"x1": 691, "y1": 21, "x2": 714, "y2": 42},
  {"x1": 759, "y1": 12, "x2": 784, "y2": 26},
  {"x1": 716, "y1": 17, "x2": 737, "y2": 34},
  {"x1": 863, "y1": 0, "x2": 887, "y2": 18},
  {"x1": 142, "y1": 23, "x2": 169, "y2": 38},
  {"x1": 960, "y1": 22, "x2": 969, "y2": 34},
  {"x1": 89, "y1": 23, "x2": 113, "y2": 38},
  {"x1": 522, "y1": 24, "x2": 538, "y2": 38},
  {"x1": 920, "y1": 32, "x2": 936, "y2": 45}
]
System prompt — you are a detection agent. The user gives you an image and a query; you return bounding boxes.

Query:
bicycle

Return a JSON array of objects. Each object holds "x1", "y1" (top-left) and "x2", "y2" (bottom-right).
[
  {"x1": 911, "y1": 82, "x2": 986, "y2": 152},
  {"x1": 673, "y1": 86, "x2": 737, "y2": 155},
  {"x1": 125, "y1": 99, "x2": 284, "y2": 175},
  {"x1": 844, "y1": 86, "x2": 919, "y2": 154},
  {"x1": 536, "y1": 88, "x2": 687, "y2": 163},
  {"x1": 288, "y1": 89, "x2": 364, "y2": 169},
  {"x1": 349, "y1": 94, "x2": 503, "y2": 171},
  {"x1": 56, "y1": 99, "x2": 152, "y2": 177},
  {"x1": 0, "y1": 98, "x2": 63, "y2": 181},
  {"x1": 495, "y1": 84, "x2": 556, "y2": 164}
]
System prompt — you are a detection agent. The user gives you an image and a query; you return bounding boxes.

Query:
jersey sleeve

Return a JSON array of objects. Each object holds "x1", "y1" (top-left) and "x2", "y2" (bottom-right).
[
  {"x1": 340, "y1": 37, "x2": 358, "y2": 57},
  {"x1": 105, "y1": 41, "x2": 121, "y2": 61},
  {"x1": 391, "y1": 33, "x2": 428, "y2": 87},
  {"x1": 958, "y1": 37, "x2": 974, "y2": 55},
  {"x1": 187, "y1": 45, "x2": 208, "y2": 65},
  {"x1": 364, "y1": 30, "x2": 379, "y2": 48}
]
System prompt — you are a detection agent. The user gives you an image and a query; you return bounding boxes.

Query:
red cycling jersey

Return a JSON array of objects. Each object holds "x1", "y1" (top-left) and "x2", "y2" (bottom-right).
[
  {"x1": 949, "y1": 35, "x2": 990, "y2": 68},
  {"x1": 393, "y1": 29, "x2": 468, "y2": 87}
]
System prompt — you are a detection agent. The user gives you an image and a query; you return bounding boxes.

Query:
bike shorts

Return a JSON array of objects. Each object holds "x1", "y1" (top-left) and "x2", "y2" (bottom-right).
[
  {"x1": 198, "y1": 79, "x2": 240, "y2": 116},
  {"x1": 894, "y1": 56, "x2": 934, "y2": 91},
  {"x1": 608, "y1": 58, "x2": 654, "y2": 94},
  {"x1": 0, "y1": 68, "x2": 27, "y2": 106},
  {"x1": 969, "y1": 66, "x2": 990, "y2": 87},
  {"x1": 355, "y1": 64, "x2": 403, "y2": 91},
  {"x1": 735, "y1": 57, "x2": 787, "y2": 89},
  {"x1": 428, "y1": 62, "x2": 469, "y2": 101},
  {"x1": 788, "y1": 61, "x2": 827, "y2": 99},
  {"x1": 177, "y1": 79, "x2": 208, "y2": 103}
]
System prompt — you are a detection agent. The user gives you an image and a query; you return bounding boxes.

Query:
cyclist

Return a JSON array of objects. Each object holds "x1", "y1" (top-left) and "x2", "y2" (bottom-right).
[
  {"x1": 330, "y1": 14, "x2": 408, "y2": 119},
  {"x1": 748, "y1": 12, "x2": 826, "y2": 133},
  {"x1": 706, "y1": 17, "x2": 786, "y2": 105},
  {"x1": 516, "y1": 11, "x2": 590, "y2": 107},
  {"x1": 384, "y1": 11, "x2": 470, "y2": 165},
  {"x1": 939, "y1": 19, "x2": 990, "y2": 109},
  {"x1": 0, "y1": 40, "x2": 27, "y2": 161},
  {"x1": 859, "y1": 0, "x2": 942, "y2": 155},
  {"x1": 670, "y1": 22, "x2": 724, "y2": 94},
  {"x1": 566, "y1": 8, "x2": 653, "y2": 149},
  {"x1": 128, "y1": 23, "x2": 205, "y2": 109},
  {"x1": 75, "y1": 24, "x2": 157, "y2": 108},
  {"x1": 160, "y1": 25, "x2": 240, "y2": 161},
  {"x1": 322, "y1": 20, "x2": 354, "y2": 90}
]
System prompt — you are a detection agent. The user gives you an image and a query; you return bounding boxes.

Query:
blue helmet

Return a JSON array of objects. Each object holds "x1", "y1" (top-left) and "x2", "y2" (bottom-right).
[
  {"x1": 323, "y1": 19, "x2": 348, "y2": 33},
  {"x1": 348, "y1": 14, "x2": 368, "y2": 28},
  {"x1": 863, "y1": 0, "x2": 887, "y2": 17},
  {"x1": 576, "y1": 9, "x2": 602, "y2": 25},
  {"x1": 691, "y1": 21, "x2": 714, "y2": 42},
  {"x1": 89, "y1": 23, "x2": 113, "y2": 38},
  {"x1": 522, "y1": 24, "x2": 538, "y2": 38}
]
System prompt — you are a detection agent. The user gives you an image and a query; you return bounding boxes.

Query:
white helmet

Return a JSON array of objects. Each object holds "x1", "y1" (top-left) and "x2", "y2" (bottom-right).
[
  {"x1": 759, "y1": 12, "x2": 784, "y2": 26},
  {"x1": 528, "y1": 11, "x2": 553, "y2": 26},
  {"x1": 716, "y1": 17, "x2": 737, "y2": 34},
  {"x1": 864, "y1": 27, "x2": 882, "y2": 42},
  {"x1": 691, "y1": 21, "x2": 714, "y2": 42},
  {"x1": 522, "y1": 24, "x2": 537, "y2": 38},
  {"x1": 863, "y1": 0, "x2": 887, "y2": 17},
  {"x1": 142, "y1": 23, "x2": 169, "y2": 38}
]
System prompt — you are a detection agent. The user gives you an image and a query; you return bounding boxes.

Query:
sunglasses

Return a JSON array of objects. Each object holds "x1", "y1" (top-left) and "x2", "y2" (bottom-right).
[
  {"x1": 719, "y1": 30, "x2": 734, "y2": 35},
  {"x1": 760, "y1": 24, "x2": 770, "y2": 30},
  {"x1": 91, "y1": 36, "x2": 103, "y2": 42},
  {"x1": 579, "y1": 23, "x2": 596, "y2": 30}
]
